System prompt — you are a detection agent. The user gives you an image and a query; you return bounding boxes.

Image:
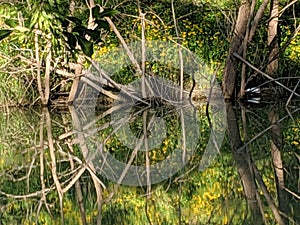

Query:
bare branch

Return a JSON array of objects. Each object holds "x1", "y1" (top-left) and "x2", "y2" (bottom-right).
[{"x1": 233, "y1": 52, "x2": 300, "y2": 97}]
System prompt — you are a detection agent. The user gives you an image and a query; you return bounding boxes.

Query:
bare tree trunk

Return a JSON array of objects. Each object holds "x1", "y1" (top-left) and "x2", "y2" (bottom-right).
[
  {"x1": 268, "y1": 110, "x2": 289, "y2": 225},
  {"x1": 69, "y1": 106, "x2": 103, "y2": 225},
  {"x1": 226, "y1": 102, "x2": 263, "y2": 223},
  {"x1": 267, "y1": 0, "x2": 288, "y2": 224},
  {"x1": 267, "y1": 0, "x2": 279, "y2": 76},
  {"x1": 44, "y1": 35, "x2": 52, "y2": 105},
  {"x1": 44, "y1": 108, "x2": 65, "y2": 224},
  {"x1": 222, "y1": 0, "x2": 251, "y2": 100},
  {"x1": 34, "y1": 23, "x2": 52, "y2": 106},
  {"x1": 34, "y1": 23, "x2": 46, "y2": 105},
  {"x1": 248, "y1": 0, "x2": 269, "y2": 42},
  {"x1": 68, "y1": 61, "x2": 83, "y2": 104}
]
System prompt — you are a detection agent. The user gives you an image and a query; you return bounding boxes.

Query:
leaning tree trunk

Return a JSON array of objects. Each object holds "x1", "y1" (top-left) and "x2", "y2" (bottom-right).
[{"x1": 222, "y1": 0, "x2": 251, "y2": 100}]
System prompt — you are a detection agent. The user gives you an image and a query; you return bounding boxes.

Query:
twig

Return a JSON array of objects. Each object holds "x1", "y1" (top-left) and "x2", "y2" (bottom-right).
[
  {"x1": 44, "y1": 34, "x2": 51, "y2": 105},
  {"x1": 0, "y1": 188, "x2": 53, "y2": 199},
  {"x1": 143, "y1": 111, "x2": 151, "y2": 197},
  {"x1": 103, "y1": 12, "x2": 142, "y2": 74},
  {"x1": 80, "y1": 76, "x2": 118, "y2": 100},
  {"x1": 278, "y1": 0, "x2": 298, "y2": 17},
  {"x1": 248, "y1": 0, "x2": 269, "y2": 42},
  {"x1": 285, "y1": 79, "x2": 300, "y2": 107},
  {"x1": 138, "y1": 0, "x2": 147, "y2": 99},
  {"x1": 238, "y1": 108, "x2": 300, "y2": 152},
  {"x1": 284, "y1": 187, "x2": 300, "y2": 200}
]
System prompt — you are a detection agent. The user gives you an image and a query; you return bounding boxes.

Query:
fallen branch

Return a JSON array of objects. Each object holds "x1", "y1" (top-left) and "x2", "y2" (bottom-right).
[{"x1": 80, "y1": 76, "x2": 118, "y2": 100}]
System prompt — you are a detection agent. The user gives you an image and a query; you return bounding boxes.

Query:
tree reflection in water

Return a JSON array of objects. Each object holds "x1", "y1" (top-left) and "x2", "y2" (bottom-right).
[{"x1": 0, "y1": 102, "x2": 299, "y2": 224}]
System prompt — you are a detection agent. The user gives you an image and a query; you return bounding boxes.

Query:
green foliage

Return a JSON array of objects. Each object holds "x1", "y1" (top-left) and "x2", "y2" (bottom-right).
[
  {"x1": 94, "y1": 0, "x2": 229, "y2": 85},
  {"x1": 61, "y1": 7, "x2": 119, "y2": 57},
  {"x1": 0, "y1": 1, "x2": 119, "y2": 106},
  {"x1": 0, "y1": 0, "x2": 300, "y2": 223},
  {"x1": 0, "y1": 29, "x2": 13, "y2": 41}
]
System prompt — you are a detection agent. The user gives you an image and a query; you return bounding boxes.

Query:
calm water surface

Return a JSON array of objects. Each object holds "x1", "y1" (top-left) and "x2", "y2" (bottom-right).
[{"x1": 0, "y1": 100, "x2": 299, "y2": 225}]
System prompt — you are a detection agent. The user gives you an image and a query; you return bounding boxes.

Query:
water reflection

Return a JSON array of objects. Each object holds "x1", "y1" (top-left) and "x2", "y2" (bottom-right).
[{"x1": 0, "y1": 102, "x2": 299, "y2": 224}]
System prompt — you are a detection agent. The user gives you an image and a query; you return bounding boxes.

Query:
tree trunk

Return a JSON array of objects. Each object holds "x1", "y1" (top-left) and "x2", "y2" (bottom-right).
[
  {"x1": 34, "y1": 23, "x2": 46, "y2": 105},
  {"x1": 267, "y1": 1, "x2": 288, "y2": 224},
  {"x1": 44, "y1": 35, "x2": 52, "y2": 105},
  {"x1": 267, "y1": 0, "x2": 279, "y2": 76},
  {"x1": 226, "y1": 102, "x2": 263, "y2": 223},
  {"x1": 222, "y1": 0, "x2": 251, "y2": 100}
]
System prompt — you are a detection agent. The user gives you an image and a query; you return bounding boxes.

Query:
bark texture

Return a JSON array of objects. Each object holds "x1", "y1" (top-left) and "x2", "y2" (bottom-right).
[{"x1": 222, "y1": 0, "x2": 251, "y2": 100}]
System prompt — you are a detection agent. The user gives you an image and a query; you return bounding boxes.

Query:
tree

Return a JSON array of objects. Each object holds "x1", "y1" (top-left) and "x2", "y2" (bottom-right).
[{"x1": 0, "y1": 0, "x2": 117, "y2": 106}]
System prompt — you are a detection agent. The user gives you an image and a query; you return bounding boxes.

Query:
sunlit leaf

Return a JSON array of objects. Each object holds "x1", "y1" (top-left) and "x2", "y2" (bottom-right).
[
  {"x1": 15, "y1": 26, "x2": 29, "y2": 32},
  {"x1": 29, "y1": 11, "x2": 40, "y2": 29},
  {"x1": 0, "y1": 30, "x2": 13, "y2": 41},
  {"x1": 4, "y1": 19, "x2": 17, "y2": 28},
  {"x1": 48, "y1": 0, "x2": 54, "y2": 7}
]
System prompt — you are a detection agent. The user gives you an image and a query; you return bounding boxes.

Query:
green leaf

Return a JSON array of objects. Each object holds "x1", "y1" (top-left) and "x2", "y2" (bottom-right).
[
  {"x1": 61, "y1": 19, "x2": 70, "y2": 28},
  {"x1": 15, "y1": 26, "x2": 29, "y2": 32},
  {"x1": 77, "y1": 36, "x2": 93, "y2": 57},
  {"x1": 72, "y1": 26, "x2": 86, "y2": 36},
  {"x1": 0, "y1": 30, "x2": 13, "y2": 41},
  {"x1": 4, "y1": 19, "x2": 17, "y2": 28},
  {"x1": 95, "y1": 20, "x2": 110, "y2": 31},
  {"x1": 85, "y1": 29, "x2": 101, "y2": 41},
  {"x1": 92, "y1": 5, "x2": 101, "y2": 18},
  {"x1": 48, "y1": 0, "x2": 54, "y2": 7},
  {"x1": 29, "y1": 11, "x2": 40, "y2": 29},
  {"x1": 97, "y1": 9, "x2": 119, "y2": 18},
  {"x1": 67, "y1": 16, "x2": 82, "y2": 25},
  {"x1": 63, "y1": 32, "x2": 77, "y2": 49}
]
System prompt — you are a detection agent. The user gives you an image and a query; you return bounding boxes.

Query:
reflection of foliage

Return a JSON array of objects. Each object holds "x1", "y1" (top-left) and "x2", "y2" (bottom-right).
[
  {"x1": 0, "y1": 106, "x2": 299, "y2": 224},
  {"x1": 0, "y1": 109, "x2": 38, "y2": 170}
]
